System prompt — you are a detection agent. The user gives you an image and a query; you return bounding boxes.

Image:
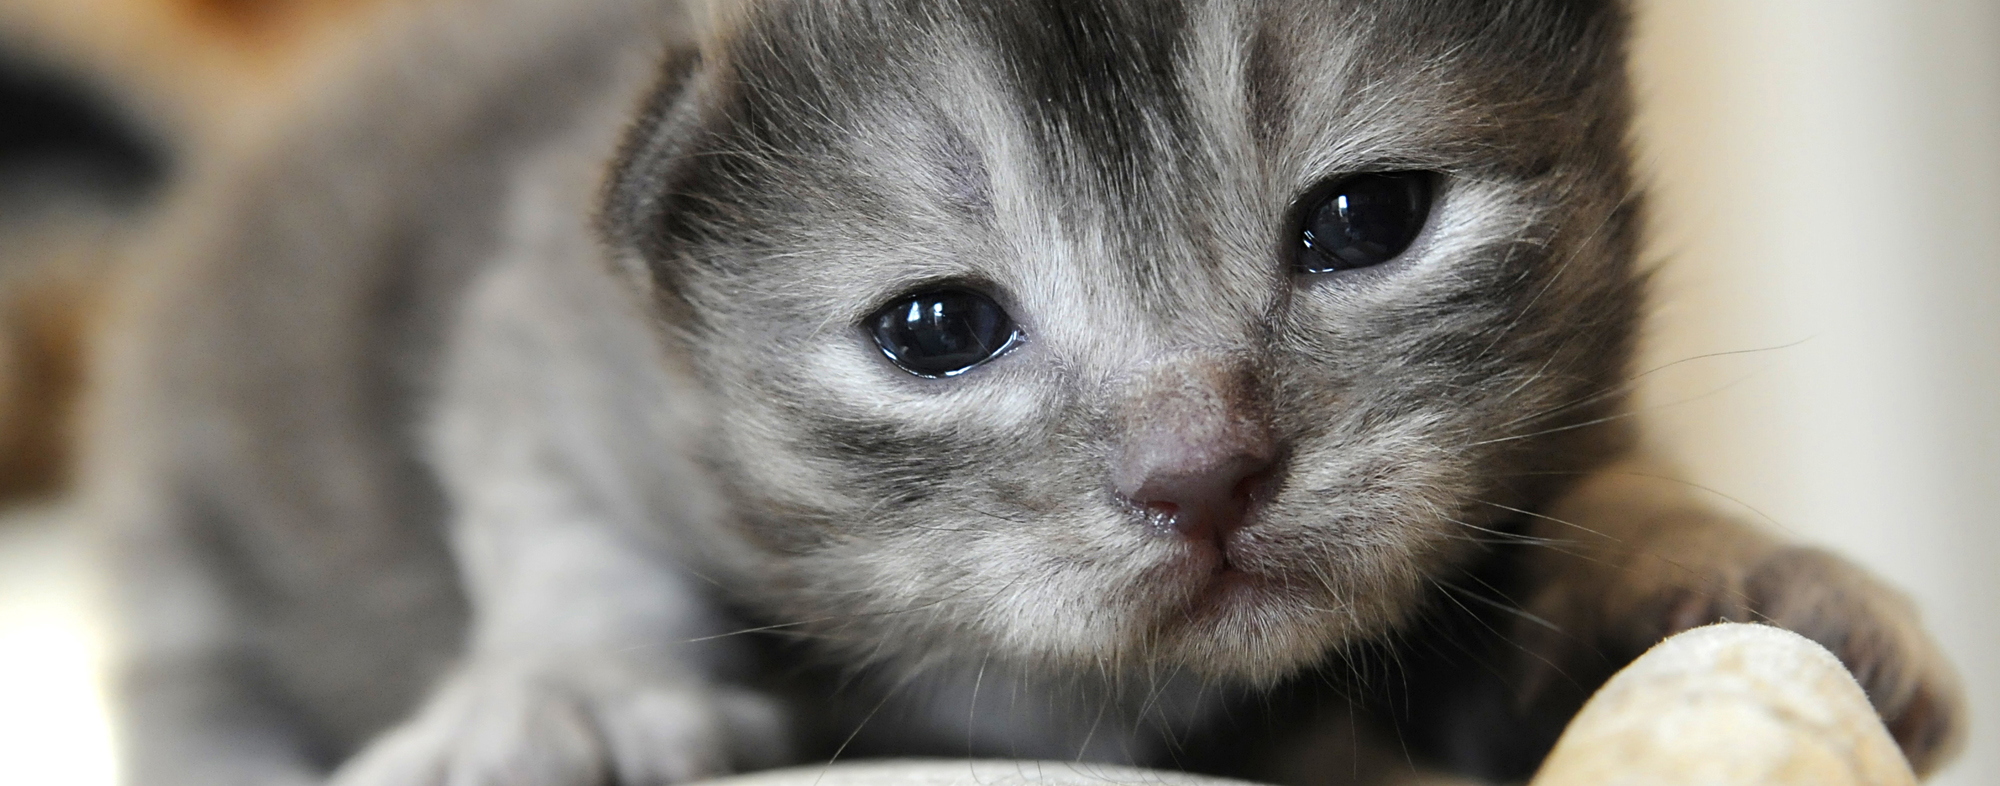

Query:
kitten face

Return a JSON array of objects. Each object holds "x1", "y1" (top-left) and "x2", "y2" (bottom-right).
[{"x1": 607, "y1": 0, "x2": 1641, "y2": 685}]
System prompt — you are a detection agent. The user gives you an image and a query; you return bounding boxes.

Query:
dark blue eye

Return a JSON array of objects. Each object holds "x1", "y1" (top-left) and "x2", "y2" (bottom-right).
[
  {"x1": 868, "y1": 289, "x2": 1021, "y2": 378},
  {"x1": 1298, "y1": 172, "x2": 1435, "y2": 273}
]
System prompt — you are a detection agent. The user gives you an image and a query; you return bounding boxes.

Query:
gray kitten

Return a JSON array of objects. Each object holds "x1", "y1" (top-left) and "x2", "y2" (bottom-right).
[{"x1": 86, "y1": 0, "x2": 1965, "y2": 784}]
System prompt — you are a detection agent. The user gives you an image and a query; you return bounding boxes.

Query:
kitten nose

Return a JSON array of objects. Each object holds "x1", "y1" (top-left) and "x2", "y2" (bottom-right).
[
  {"x1": 1113, "y1": 357, "x2": 1275, "y2": 542},
  {"x1": 1121, "y1": 447, "x2": 1274, "y2": 541}
]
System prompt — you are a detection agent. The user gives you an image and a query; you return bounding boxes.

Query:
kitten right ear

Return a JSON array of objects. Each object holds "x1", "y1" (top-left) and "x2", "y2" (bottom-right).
[{"x1": 597, "y1": 43, "x2": 712, "y2": 294}]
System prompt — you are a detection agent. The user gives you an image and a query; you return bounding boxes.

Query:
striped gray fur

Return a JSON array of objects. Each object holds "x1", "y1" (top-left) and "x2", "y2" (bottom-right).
[{"x1": 87, "y1": 0, "x2": 1963, "y2": 785}]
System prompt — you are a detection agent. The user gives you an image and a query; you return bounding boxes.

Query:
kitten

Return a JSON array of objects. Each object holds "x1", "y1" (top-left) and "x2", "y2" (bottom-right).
[{"x1": 87, "y1": 0, "x2": 1965, "y2": 784}]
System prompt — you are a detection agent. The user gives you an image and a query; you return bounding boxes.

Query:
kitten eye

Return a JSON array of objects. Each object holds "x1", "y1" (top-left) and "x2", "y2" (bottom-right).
[
  {"x1": 1296, "y1": 171, "x2": 1435, "y2": 273},
  {"x1": 868, "y1": 288, "x2": 1022, "y2": 378}
]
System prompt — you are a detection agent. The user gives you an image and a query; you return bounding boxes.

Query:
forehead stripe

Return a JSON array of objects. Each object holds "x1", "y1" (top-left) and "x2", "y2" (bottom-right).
[{"x1": 957, "y1": 0, "x2": 1195, "y2": 192}]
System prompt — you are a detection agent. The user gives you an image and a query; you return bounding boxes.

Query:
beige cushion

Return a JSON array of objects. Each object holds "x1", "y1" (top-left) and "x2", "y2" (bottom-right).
[{"x1": 1532, "y1": 622, "x2": 1914, "y2": 786}]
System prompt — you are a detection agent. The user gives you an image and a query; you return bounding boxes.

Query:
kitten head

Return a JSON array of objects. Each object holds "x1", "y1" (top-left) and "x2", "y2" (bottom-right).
[{"x1": 604, "y1": 0, "x2": 1641, "y2": 685}]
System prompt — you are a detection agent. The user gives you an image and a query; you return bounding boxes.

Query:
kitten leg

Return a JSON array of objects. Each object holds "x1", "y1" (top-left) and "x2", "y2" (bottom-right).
[
  {"x1": 331, "y1": 241, "x2": 790, "y2": 786},
  {"x1": 98, "y1": 511, "x2": 321, "y2": 786},
  {"x1": 1504, "y1": 461, "x2": 1967, "y2": 775},
  {"x1": 328, "y1": 429, "x2": 792, "y2": 786}
]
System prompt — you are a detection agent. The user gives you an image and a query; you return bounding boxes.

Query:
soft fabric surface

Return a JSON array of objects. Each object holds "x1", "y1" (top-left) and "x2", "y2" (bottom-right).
[{"x1": 1533, "y1": 622, "x2": 1914, "y2": 786}]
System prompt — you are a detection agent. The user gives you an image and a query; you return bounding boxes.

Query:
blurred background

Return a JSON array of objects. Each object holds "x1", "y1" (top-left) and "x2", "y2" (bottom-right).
[
  {"x1": 1630, "y1": 3, "x2": 2000, "y2": 785},
  {"x1": 0, "y1": 0, "x2": 1994, "y2": 784}
]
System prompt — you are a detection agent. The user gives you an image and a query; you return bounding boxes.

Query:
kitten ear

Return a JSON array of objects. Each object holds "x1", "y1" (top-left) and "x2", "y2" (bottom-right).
[{"x1": 597, "y1": 44, "x2": 710, "y2": 288}]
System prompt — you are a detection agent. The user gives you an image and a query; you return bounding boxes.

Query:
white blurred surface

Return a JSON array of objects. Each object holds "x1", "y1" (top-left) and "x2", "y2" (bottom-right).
[
  {"x1": 1631, "y1": 2, "x2": 2000, "y2": 784},
  {"x1": 0, "y1": 507, "x2": 117, "y2": 786}
]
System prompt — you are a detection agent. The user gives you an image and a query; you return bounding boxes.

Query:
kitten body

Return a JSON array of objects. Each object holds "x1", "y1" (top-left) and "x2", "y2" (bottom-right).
[{"x1": 88, "y1": 1, "x2": 1963, "y2": 785}]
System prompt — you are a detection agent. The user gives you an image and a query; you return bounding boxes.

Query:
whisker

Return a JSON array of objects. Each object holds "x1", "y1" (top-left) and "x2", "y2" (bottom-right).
[
  {"x1": 966, "y1": 653, "x2": 991, "y2": 757},
  {"x1": 1492, "y1": 338, "x2": 1811, "y2": 433},
  {"x1": 1469, "y1": 498, "x2": 1615, "y2": 541},
  {"x1": 1429, "y1": 574, "x2": 1557, "y2": 634},
  {"x1": 1468, "y1": 500, "x2": 1777, "y2": 629},
  {"x1": 680, "y1": 619, "x2": 817, "y2": 644},
  {"x1": 812, "y1": 687, "x2": 898, "y2": 786}
]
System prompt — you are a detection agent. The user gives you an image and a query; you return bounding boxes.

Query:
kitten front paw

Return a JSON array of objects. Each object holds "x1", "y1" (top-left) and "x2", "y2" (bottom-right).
[
  {"x1": 1682, "y1": 547, "x2": 1963, "y2": 773},
  {"x1": 330, "y1": 659, "x2": 791, "y2": 786},
  {"x1": 1518, "y1": 543, "x2": 1965, "y2": 775}
]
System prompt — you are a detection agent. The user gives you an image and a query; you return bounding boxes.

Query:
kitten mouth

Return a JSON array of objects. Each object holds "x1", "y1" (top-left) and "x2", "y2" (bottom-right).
[
  {"x1": 1136, "y1": 496, "x2": 1264, "y2": 572},
  {"x1": 1155, "y1": 550, "x2": 1284, "y2": 645},
  {"x1": 1179, "y1": 533, "x2": 1268, "y2": 599},
  {"x1": 1207, "y1": 562, "x2": 1260, "y2": 594},
  {"x1": 1128, "y1": 499, "x2": 1292, "y2": 620}
]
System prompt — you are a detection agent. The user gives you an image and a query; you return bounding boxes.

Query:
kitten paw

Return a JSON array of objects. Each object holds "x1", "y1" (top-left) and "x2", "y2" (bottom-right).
[
  {"x1": 329, "y1": 660, "x2": 790, "y2": 786},
  {"x1": 1696, "y1": 547, "x2": 1963, "y2": 773},
  {"x1": 1517, "y1": 544, "x2": 1966, "y2": 775}
]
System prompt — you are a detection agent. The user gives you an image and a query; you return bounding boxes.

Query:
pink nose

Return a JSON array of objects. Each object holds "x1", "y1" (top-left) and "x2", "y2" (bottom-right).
[
  {"x1": 1120, "y1": 446, "x2": 1273, "y2": 541},
  {"x1": 1112, "y1": 357, "x2": 1275, "y2": 542}
]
